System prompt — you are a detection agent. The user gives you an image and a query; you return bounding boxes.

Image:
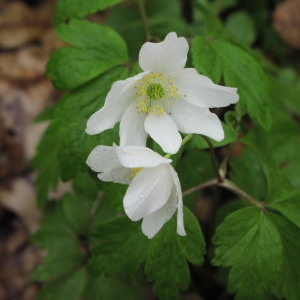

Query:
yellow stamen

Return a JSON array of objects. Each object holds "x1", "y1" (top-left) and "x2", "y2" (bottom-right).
[
  {"x1": 130, "y1": 167, "x2": 143, "y2": 179},
  {"x1": 134, "y1": 72, "x2": 180, "y2": 116}
]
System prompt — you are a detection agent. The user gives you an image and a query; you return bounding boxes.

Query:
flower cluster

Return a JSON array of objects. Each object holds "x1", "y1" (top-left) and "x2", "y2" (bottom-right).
[{"x1": 86, "y1": 32, "x2": 239, "y2": 238}]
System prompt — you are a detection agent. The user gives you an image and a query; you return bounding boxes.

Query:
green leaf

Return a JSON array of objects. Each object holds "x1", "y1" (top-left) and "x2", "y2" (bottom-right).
[
  {"x1": 176, "y1": 150, "x2": 215, "y2": 207},
  {"x1": 268, "y1": 213, "x2": 300, "y2": 300},
  {"x1": 32, "y1": 203, "x2": 85, "y2": 281},
  {"x1": 53, "y1": 0, "x2": 123, "y2": 26},
  {"x1": 192, "y1": 37, "x2": 272, "y2": 130},
  {"x1": 89, "y1": 216, "x2": 149, "y2": 276},
  {"x1": 242, "y1": 125, "x2": 294, "y2": 202},
  {"x1": 32, "y1": 133, "x2": 61, "y2": 204},
  {"x1": 229, "y1": 147, "x2": 267, "y2": 201},
  {"x1": 212, "y1": 207, "x2": 282, "y2": 299},
  {"x1": 54, "y1": 67, "x2": 129, "y2": 181},
  {"x1": 82, "y1": 274, "x2": 143, "y2": 300},
  {"x1": 34, "y1": 67, "x2": 128, "y2": 204},
  {"x1": 47, "y1": 20, "x2": 128, "y2": 90},
  {"x1": 37, "y1": 267, "x2": 86, "y2": 300},
  {"x1": 145, "y1": 207, "x2": 205, "y2": 299},
  {"x1": 271, "y1": 68, "x2": 300, "y2": 115},
  {"x1": 191, "y1": 35, "x2": 222, "y2": 83},
  {"x1": 214, "y1": 40, "x2": 272, "y2": 130},
  {"x1": 270, "y1": 191, "x2": 300, "y2": 229},
  {"x1": 225, "y1": 11, "x2": 256, "y2": 45}
]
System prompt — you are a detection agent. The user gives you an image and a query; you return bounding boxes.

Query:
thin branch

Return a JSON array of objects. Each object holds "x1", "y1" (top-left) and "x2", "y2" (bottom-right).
[
  {"x1": 182, "y1": 178, "x2": 218, "y2": 197},
  {"x1": 219, "y1": 179, "x2": 266, "y2": 210},
  {"x1": 182, "y1": 177, "x2": 266, "y2": 210}
]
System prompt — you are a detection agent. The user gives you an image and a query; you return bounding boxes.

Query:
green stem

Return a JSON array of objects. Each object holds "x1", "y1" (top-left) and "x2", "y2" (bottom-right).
[
  {"x1": 200, "y1": 135, "x2": 222, "y2": 180},
  {"x1": 138, "y1": 0, "x2": 151, "y2": 41}
]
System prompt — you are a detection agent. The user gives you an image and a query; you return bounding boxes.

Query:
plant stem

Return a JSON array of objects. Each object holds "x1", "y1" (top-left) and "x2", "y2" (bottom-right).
[
  {"x1": 183, "y1": 177, "x2": 265, "y2": 209},
  {"x1": 219, "y1": 178, "x2": 266, "y2": 209},
  {"x1": 183, "y1": 178, "x2": 218, "y2": 197},
  {"x1": 200, "y1": 135, "x2": 222, "y2": 180},
  {"x1": 138, "y1": 0, "x2": 151, "y2": 41}
]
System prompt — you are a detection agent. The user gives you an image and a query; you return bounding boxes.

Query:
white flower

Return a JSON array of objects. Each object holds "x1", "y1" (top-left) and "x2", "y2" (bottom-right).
[
  {"x1": 86, "y1": 144, "x2": 186, "y2": 238},
  {"x1": 86, "y1": 32, "x2": 239, "y2": 154}
]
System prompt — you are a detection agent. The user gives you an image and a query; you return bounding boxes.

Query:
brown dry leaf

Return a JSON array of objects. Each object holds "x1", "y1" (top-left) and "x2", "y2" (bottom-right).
[
  {"x1": 0, "y1": 79, "x2": 60, "y2": 163},
  {"x1": 0, "y1": 214, "x2": 41, "y2": 300},
  {"x1": 0, "y1": 45, "x2": 48, "y2": 81},
  {"x1": 0, "y1": 178, "x2": 41, "y2": 232},
  {"x1": 273, "y1": 0, "x2": 300, "y2": 49},
  {"x1": 0, "y1": 1, "x2": 54, "y2": 49}
]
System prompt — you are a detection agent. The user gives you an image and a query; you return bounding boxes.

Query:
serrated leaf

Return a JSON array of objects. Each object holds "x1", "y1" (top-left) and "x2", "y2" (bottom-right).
[
  {"x1": 32, "y1": 202, "x2": 85, "y2": 281},
  {"x1": 229, "y1": 147, "x2": 267, "y2": 201},
  {"x1": 37, "y1": 267, "x2": 86, "y2": 300},
  {"x1": 242, "y1": 127, "x2": 294, "y2": 202},
  {"x1": 192, "y1": 35, "x2": 222, "y2": 83},
  {"x1": 53, "y1": 0, "x2": 123, "y2": 25},
  {"x1": 32, "y1": 134, "x2": 61, "y2": 204},
  {"x1": 62, "y1": 193, "x2": 95, "y2": 235},
  {"x1": 47, "y1": 20, "x2": 128, "y2": 90},
  {"x1": 270, "y1": 191, "x2": 300, "y2": 229},
  {"x1": 212, "y1": 207, "x2": 282, "y2": 299},
  {"x1": 54, "y1": 67, "x2": 128, "y2": 181},
  {"x1": 34, "y1": 67, "x2": 128, "y2": 204},
  {"x1": 82, "y1": 274, "x2": 143, "y2": 300},
  {"x1": 213, "y1": 40, "x2": 272, "y2": 130},
  {"x1": 89, "y1": 216, "x2": 149, "y2": 276},
  {"x1": 269, "y1": 213, "x2": 300, "y2": 300},
  {"x1": 192, "y1": 37, "x2": 272, "y2": 130},
  {"x1": 145, "y1": 207, "x2": 205, "y2": 299}
]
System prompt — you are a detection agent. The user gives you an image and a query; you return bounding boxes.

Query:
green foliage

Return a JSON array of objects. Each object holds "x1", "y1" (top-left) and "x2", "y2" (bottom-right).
[
  {"x1": 90, "y1": 207, "x2": 205, "y2": 299},
  {"x1": 37, "y1": 268, "x2": 86, "y2": 300},
  {"x1": 32, "y1": 0, "x2": 300, "y2": 299},
  {"x1": 33, "y1": 67, "x2": 128, "y2": 204},
  {"x1": 145, "y1": 207, "x2": 206, "y2": 299},
  {"x1": 225, "y1": 11, "x2": 256, "y2": 45},
  {"x1": 53, "y1": 0, "x2": 123, "y2": 25},
  {"x1": 89, "y1": 216, "x2": 149, "y2": 276},
  {"x1": 47, "y1": 20, "x2": 128, "y2": 90},
  {"x1": 213, "y1": 206, "x2": 300, "y2": 299},
  {"x1": 32, "y1": 177, "x2": 144, "y2": 299},
  {"x1": 192, "y1": 36, "x2": 272, "y2": 130}
]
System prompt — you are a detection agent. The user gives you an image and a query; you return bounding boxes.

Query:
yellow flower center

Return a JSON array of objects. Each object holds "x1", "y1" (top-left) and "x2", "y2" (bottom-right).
[{"x1": 134, "y1": 72, "x2": 180, "y2": 116}]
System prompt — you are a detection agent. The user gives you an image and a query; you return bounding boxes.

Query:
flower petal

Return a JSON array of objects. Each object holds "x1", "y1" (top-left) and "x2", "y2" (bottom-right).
[
  {"x1": 124, "y1": 164, "x2": 173, "y2": 221},
  {"x1": 120, "y1": 103, "x2": 147, "y2": 147},
  {"x1": 172, "y1": 68, "x2": 239, "y2": 108},
  {"x1": 145, "y1": 113, "x2": 182, "y2": 154},
  {"x1": 139, "y1": 32, "x2": 188, "y2": 74},
  {"x1": 98, "y1": 168, "x2": 132, "y2": 184},
  {"x1": 86, "y1": 146, "x2": 120, "y2": 172},
  {"x1": 86, "y1": 146, "x2": 131, "y2": 184},
  {"x1": 116, "y1": 146, "x2": 171, "y2": 168},
  {"x1": 169, "y1": 166, "x2": 186, "y2": 236},
  {"x1": 171, "y1": 99, "x2": 224, "y2": 141},
  {"x1": 104, "y1": 71, "x2": 146, "y2": 104},
  {"x1": 141, "y1": 186, "x2": 177, "y2": 238},
  {"x1": 85, "y1": 75, "x2": 142, "y2": 135}
]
